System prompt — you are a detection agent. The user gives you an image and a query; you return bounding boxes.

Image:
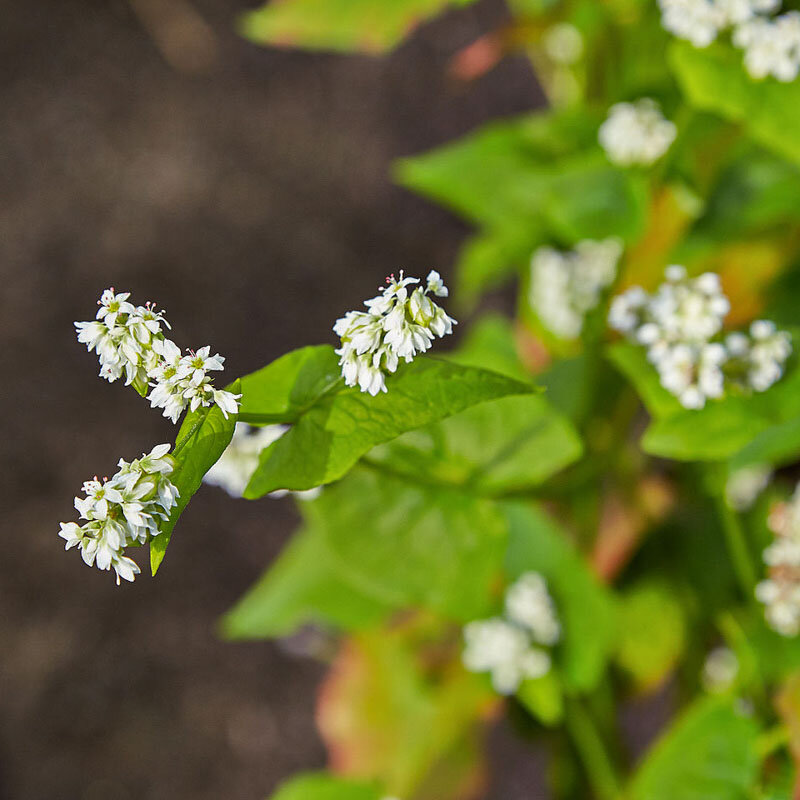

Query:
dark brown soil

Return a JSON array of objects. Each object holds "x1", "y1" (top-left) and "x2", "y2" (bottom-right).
[{"x1": 0, "y1": 1, "x2": 547, "y2": 797}]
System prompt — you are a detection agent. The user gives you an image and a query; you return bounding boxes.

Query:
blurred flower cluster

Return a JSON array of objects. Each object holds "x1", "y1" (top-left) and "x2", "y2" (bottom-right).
[
  {"x1": 462, "y1": 572, "x2": 560, "y2": 694},
  {"x1": 757, "y1": 485, "x2": 800, "y2": 635},
  {"x1": 659, "y1": 0, "x2": 800, "y2": 82},
  {"x1": 334, "y1": 271, "x2": 456, "y2": 395},
  {"x1": 529, "y1": 238, "x2": 623, "y2": 339},
  {"x1": 203, "y1": 422, "x2": 321, "y2": 500},
  {"x1": 609, "y1": 266, "x2": 792, "y2": 408},
  {"x1": 599, "y1": 99, "x2": 677, "y2": 167},
  {"x1": 75, "y1": 288, "x2": 240, "y2": 423},
  {"x1": 59, "y1": 445, "x2": 179, "y2": 584}
]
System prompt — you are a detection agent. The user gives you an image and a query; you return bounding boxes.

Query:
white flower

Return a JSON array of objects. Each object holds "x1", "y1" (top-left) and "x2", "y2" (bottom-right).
[
  {"x1": 599, "y1": 99, "x2": 677, "y2": 167},
  {"x1": 529, "y1": 238, "x2": 622, "y2": 340},
  {"x1": 426, "y1": 270, "x2": 449, "y2": 297},
  {"x1": 757, "y1": 485, "x2": 800, "y2": 635},
  {"x1": 462, "y1": 618, "x2": 551, "y2": 694},
  {"x1": 504, "y1": 572, "x2": 561, "y2": 646},
  {"x1": 204, "y1": 423, "x2": 284, "y2": 497},
  {"x1": 462, "y1": 572, "x2": 560, "y2": 695},
  {"x1": 77, "y1": 289, "x2": 239, "y2": 423},
  {"x1": 725, "y1": 464, "x2": 772, "y2": 510},
  {"x1": 59, "y1": 445, "x2": 179, "y2": 584},
  {"x1": 334, "y1": 271, "x2": 456, "y2": 394},
  {"x1": 542, "y1": 23, "x2": 584, "y2": 65},
  {"x1": 734, "y1": 12, "x2": 800, "y2": 82},
  {"x1": 658, "y1": 0, "x2": 779, "y2": 46},
  {"x1": 702, "y1": 646, "x2": 739, "y2": 691},
  {"x1": 658, "y1": 0, "x2": 726, "y2": 46}
]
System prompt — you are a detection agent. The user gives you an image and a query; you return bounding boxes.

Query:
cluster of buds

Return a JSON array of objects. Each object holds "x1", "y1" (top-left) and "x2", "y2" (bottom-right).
[
  {"x1": 609, "y1": 266, "x2": 792, "y2": 409},
  {"x1": 658, "y1": 0, "x2": 800, "y2": 82},
  {"x1": 333, "y1": 271, "x2": 456, "y2": 396},
  {"x1": 59, "y1": 445, "x2": 179, "y2": 584},
  {"x1": 529, "y1": 238, "x2": 623, "y2": 339},
  {"x1": 598, "y1": 99, "x2": 677, "y2": 167},
  {"x1": 75, "y1": 288, "x2": 240, "y2": 423},
  {"x1": 756, "y1": 485, "x2": 800, "y2": 636},
  {"x1": 462, "y1": 572, "x2": 560, "y2": 695}
]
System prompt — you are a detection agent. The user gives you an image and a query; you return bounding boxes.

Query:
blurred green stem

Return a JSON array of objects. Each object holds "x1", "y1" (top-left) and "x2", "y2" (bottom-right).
[
  {"x1": 713, "y1": 486, "x2": 757, "y2": 599},
  {"x1": 565, "y1": 697, "x2": 622, "y2": 800}
]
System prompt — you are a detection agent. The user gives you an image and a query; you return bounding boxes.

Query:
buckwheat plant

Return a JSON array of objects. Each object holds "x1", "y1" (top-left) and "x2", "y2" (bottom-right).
[{"x1": 58, "y1": 1, "x2": 800, "y2": 797}]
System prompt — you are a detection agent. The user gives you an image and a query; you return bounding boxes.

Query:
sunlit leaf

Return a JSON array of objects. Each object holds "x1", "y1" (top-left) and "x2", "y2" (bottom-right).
[
  {"x1": 245, "y1": 358, "x2": 534, "y2": 495},
  {"x1": 267, "y1": 773, "x2": 379, "y2": 800},
  {"x1": 237, "y1": 345, "x2": 341, "y2": 425},
  {"x1": 241, "y1": 0, "x2": 477, "y2": 54},
  {"x1": 220, "y1": 525, "x2": 393, "y2": 639},
  {"x1": 305, "y1": 467, "x2": 508, "y2": 621}
]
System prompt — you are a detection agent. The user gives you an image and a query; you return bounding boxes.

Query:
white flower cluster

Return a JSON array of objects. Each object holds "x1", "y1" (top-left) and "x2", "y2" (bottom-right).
[
  {"x1": 462, "y1": 572, "x2": 560, "y2": 695},
  {"x1": 734, "y1": 12, "x2": 800, "y2": 81},
  {"x1": 203, "y1": 422, "x2": 321, "y2": 500},
  {"x1": 725, "y1": 463, "x2": 772, "y2": 510},
  {"x1": 59, "y1": 445, "x2": 179, "y2": 584},
  {"x1": 75, "y1": 288, "x2": 240, "y2": 424},
  {"x1": 756, "y1": 486, "x2": 800, "y2": 636},
  {"x1": 333, "y1": 271, "x2": 456, "y2": 396},
  {"x1": 598, "y1": 99, "x2": 677, "y2": 167},
  {"x1": 658, "y1": 0, "x2": 799, "y2": 82},
  {"x1": 529, "y1": 238, "x2": 623, "y2": 339},
  {"x1": 609, "y1": 266, "x2": 791, "y2": 409}
]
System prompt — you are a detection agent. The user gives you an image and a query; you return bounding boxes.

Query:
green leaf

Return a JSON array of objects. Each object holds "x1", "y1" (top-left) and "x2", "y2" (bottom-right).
[
  {"x1": 607, "y1": 342, "x2": 686, "y2": 419},
  {"x1": 237, "y1": 345, "x2": 341, "y2": 425},
  {"x1": 267, "y1": 773, "x2": 379, "y2": 800},
  {"x1": 366, "y1": 394, "x2": 582, "y2": 495},
  {"x1": 240, "y1": 0, "x2": 476, "y2": 54},
  {"x1": 447, "y1": 313, "x2": 529, "y2": 383},
  {"x1": 317, "y1": 626, "x2": 491, "y2": 798},
  {"x1": 304, "y1": 467, "x2": 508, "y2": 621},
  {"x1": 149, "y1": 383, "x2": 239, "y2": 575},
  {"x1": 517, "y1": 671, "x2": 564, "y2": 726},
  {"x1": 629, "y1": 696, "x2": 760, "y2": 800},
  {"x1": 615, "y1": 580, "x2": 686, "y2": 692},
  {"x1": 396, "y1": 114, "x2": 645, "y2": 236},
  {"x1": 245, "y1": 358, "x2": 534, "y2": 495},
  {"x1": 221, "y1": 525, "x2": 393, "y2": 639},
  {"x1": 729, "y1": 415, "x2": 800, "y2": 471},
  {"x1": 503, "y1": 503, "x2": 616, "y2": 692},
  {"x1": 687, "y1": 148, "x2": 800, "y2": 243},
  {"x1": 669, "y1": 40, "x2": 800, "y2": 166}
]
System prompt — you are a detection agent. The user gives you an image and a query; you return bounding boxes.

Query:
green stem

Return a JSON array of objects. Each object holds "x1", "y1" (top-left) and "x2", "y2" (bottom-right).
[
  {"x1": 713, "y1": 489, "x2": 758, "y2": 599},
  {"x1": 565, "y1": 697, "x2": 622, "y2": 800}
]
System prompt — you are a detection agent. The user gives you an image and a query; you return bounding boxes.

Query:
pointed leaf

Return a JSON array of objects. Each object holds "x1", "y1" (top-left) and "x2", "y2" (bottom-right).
[
  {"x1": 245, "y1": 358, "x2": 534, "y2": 495},
  {"x1": 149, "y1": 382, "x2": 239, "y2": 575}
]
